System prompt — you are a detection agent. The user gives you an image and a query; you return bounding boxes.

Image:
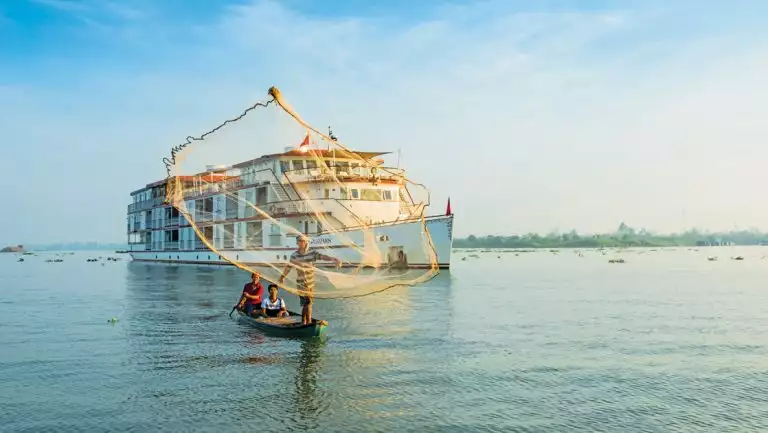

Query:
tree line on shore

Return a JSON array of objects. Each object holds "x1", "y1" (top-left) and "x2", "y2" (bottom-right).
[{"x1": 454, "y1": 223, "x2": 768, "y2": 248}]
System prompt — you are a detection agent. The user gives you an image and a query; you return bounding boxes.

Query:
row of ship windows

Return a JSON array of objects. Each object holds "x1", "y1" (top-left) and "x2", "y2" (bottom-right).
[{"x1": 152, "y1": 254, "x2": 291, "y2": 261}]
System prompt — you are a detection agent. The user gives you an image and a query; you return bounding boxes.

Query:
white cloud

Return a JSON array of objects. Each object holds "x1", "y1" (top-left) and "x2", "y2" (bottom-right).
[{"x1": 4, "y1": 0, "x2": 768, "y2": 243}]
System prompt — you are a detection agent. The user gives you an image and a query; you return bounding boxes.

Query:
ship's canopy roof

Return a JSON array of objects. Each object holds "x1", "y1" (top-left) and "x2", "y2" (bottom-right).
[
  {"x1": 232, "y1": 149, "x2": 391, "y2": 168},
  {"x1": 133, "y1": 149, "x2": 390, "y2": 193}
]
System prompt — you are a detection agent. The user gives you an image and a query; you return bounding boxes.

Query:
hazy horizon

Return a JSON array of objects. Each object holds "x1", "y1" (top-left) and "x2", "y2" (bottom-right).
[{"x1": 3, "y1": 0, "x2": 768, "y2": 245}]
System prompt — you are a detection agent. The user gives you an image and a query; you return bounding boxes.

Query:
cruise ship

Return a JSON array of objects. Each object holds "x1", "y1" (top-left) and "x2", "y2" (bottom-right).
[{"x1": 125, "y1": 138, "x2": 454, "y2": 269}]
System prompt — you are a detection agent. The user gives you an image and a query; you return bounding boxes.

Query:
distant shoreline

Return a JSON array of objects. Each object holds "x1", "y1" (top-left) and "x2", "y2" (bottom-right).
[
  {"x1": 10, "y1": 243, "x2": 128, "y2": 252},
  {"x1": 453, "y1": 244, "x2": 766, "y2": 250},
  {"x1": 454, "y1": 226, "x2": 768, "y2": 249}
]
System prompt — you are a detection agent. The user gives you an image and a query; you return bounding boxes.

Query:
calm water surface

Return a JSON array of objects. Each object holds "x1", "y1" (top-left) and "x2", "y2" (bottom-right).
[{"x1": 3, "y1": 247, "x2": 768, "y2": 432}]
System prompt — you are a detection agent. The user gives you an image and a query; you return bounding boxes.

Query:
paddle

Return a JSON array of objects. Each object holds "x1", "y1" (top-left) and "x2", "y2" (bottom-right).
[{"x1": 230, "y1": 294, "x2": 247, "y2": 318}]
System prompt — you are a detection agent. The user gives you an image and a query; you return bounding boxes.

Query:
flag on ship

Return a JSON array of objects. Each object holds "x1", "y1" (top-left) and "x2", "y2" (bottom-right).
[
  {"x1": 446, "y1": 197, "x2": 452, "y2": 215},
  {"x1": 299, "y1": 131, "x2": 310, "y2": 149}
]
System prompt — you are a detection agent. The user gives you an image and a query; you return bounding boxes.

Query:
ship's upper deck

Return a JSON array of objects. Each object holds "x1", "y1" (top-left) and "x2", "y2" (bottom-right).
[
  {"x1": 131, "y1": 147, "x2": 393, "y2": 195},
  {"x1": 127, "y1": 144, "x2": 412, "y2": 216}
]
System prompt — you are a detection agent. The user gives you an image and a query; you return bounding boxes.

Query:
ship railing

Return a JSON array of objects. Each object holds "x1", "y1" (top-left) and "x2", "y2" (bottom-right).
[
  {"x1": 164, "y1": 217, "x2": 180, "y2": 227},
  {"x1": 315, "y1": 213, "x2": 450, "y2": 235},
  {"x1": 127, "y1": 196, "x2": 167, "y2": 213},
  {"x1": 242, "y1": 239, "x2": 263, "y2": 249},
  {"x1": 164, "y1": 241, "x2": 179, "y2": 250},
  {"x1": 177, "y1": 170, "x2": 275, "y2": 200},
  {"x1": 282, "y1": 166, "x2": 405, "y2": 184},
  {"x1": 146, "y1": 168, "x2": 292, "y2": 204},
  {"x1": 265, "y1": 200, "x2": 340, "y2": 217},
  {"x1": 240, "y1": 167, "x2": 285, "y2": 187}
]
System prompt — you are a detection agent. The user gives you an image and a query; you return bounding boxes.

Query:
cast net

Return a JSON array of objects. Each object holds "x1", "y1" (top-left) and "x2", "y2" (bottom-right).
[{"x1": 161, "y1": 87, "x2": 440, "y2": 299}]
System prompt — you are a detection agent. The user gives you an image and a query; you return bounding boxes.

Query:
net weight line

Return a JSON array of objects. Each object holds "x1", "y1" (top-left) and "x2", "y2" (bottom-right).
[{"x1": 162, "y1": 97, "x2": 276, "y2": 178}]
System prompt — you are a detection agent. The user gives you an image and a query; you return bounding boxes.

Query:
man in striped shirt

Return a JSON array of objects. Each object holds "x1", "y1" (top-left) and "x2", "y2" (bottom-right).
[{"x1": 279, "y1": 235, "x2": 341, "y2": 325}]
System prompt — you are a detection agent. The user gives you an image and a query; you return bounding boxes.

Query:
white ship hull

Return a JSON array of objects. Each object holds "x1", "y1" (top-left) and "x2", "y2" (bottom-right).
[{"x1": 129, "y1": 214, "x2": 453, "y2": 268}]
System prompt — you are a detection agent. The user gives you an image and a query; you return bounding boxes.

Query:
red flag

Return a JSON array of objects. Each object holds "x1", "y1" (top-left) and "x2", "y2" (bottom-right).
[
  {"x1": 446, "y1": 197, "x2": 452, "y2": 215},
  {"x1": 299, "y1": 132, "x2": 310, "y2": 148}
]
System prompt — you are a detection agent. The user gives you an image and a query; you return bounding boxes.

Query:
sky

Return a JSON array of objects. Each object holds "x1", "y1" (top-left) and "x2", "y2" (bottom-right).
[{"x1": 2, "y1": 0, "x2": 768, "y2": 244}]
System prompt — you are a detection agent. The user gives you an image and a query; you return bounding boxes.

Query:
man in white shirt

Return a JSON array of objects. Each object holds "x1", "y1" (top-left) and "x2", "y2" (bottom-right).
[{"x1": 260, "y1": 284, "x2": 288, "y2": 318}]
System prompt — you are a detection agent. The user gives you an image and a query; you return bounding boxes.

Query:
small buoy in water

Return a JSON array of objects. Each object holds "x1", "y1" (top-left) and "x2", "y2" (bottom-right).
[{"x1": 108, "y1": 318, "x2": 119, "y2": 324}]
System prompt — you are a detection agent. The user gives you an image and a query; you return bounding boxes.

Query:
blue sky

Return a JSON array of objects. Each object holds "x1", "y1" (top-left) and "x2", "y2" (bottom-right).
[{"x1": 2, "y1": 0, "x2": 768, "y2": 244}]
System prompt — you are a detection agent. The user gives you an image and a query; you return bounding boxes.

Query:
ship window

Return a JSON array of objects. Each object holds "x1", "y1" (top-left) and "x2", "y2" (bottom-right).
[
  {"x1": 306, "y1": 160, "x2": 317, "y2": 170},
  {"x1": 324, "y1": 189, "x2": 330, "y2": 198},
  {"x1": 382, "y1": 190, "x2": 393, "y2": 201},
  {"x1": 335, "y1": 162, "x2": 350, "y2": 175},
  {"x1": 279, "y1": 160, "x2": 290, "y2": 173},
  {"x1": 292, "y1": 160, "x2": 305, "y2": 170},
  {"x1": 340, "y1": 187, "x2": 348, "y2": 199},
  {"x1": 245, "y1": 190, "x2": 256, "y2": 217},
  {"x1": 361, "y1": 189, "x2": 382, "y2": 201},
  {"x1": 256, "y1": 187, "x2": 267, "y2": 205},
  {"x1": 351, "y1": 189, "x2": 359, "y2": 199}
]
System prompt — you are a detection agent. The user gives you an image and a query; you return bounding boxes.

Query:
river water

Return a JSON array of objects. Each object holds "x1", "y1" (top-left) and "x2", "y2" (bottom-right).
[{"x1": 2, "y1": 247, "x2": 768, "y2": 432}]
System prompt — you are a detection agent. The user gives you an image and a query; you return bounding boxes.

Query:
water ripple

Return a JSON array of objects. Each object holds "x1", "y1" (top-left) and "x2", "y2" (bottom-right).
[{"x1": 3, "y1": 249, "x2": 768, "y2": 431}]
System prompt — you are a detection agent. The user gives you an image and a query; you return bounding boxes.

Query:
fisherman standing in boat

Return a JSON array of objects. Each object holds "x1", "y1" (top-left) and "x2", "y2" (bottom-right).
[{"x1": 279, "y1": 235, "x2": 341, "y2": 325}]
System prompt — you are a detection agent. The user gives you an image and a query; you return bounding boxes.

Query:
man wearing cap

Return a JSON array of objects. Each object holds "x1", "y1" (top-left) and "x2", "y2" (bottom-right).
[{"x1": 279, "y1": 235, "x2": 341, "y2": 324}]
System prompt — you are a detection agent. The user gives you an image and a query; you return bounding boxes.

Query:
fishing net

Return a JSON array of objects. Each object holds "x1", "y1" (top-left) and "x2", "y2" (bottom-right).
[{"x1": 162, "y1": 87, "x2": 440, "y2": 299}]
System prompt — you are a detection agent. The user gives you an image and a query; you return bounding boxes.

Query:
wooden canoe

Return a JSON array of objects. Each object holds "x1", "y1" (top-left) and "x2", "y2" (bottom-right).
[{"x1": 236, "y1": 310, "x2": 327, "y2": 338}]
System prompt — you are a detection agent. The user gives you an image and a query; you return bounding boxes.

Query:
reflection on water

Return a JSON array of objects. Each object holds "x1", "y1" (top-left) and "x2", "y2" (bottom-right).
[
  {"x1": 116, "y1": 261, "x2": 455, "y2": 431},
  {"x1": 5, "y1": 248, "x2": 768, "y2": 431},
  {"x1": 293, "y1": 339, "x2": 327, "y2": 430}
]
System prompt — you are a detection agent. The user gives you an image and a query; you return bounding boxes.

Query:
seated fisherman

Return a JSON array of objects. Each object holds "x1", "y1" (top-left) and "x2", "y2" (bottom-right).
[
  {"x1": 240, "y1": 272, "x2": 264, "y2": 316},
  {"x1": 260, "y1": 284, "x2": 289, "y2": 318}
]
